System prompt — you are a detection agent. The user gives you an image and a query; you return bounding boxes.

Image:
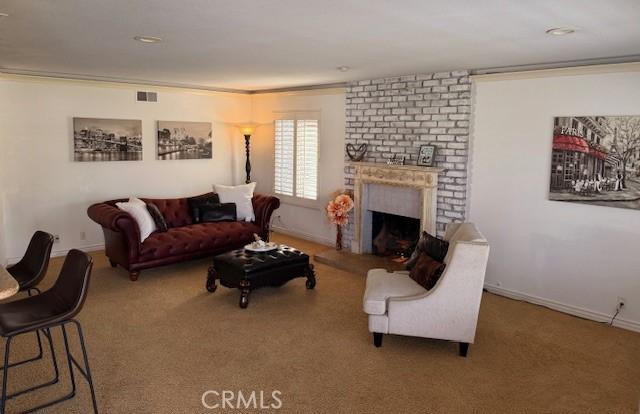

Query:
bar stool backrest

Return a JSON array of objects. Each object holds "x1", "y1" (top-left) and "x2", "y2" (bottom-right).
[{"x1": 50, "y1": 249, "x2": 93, "y2": 319}]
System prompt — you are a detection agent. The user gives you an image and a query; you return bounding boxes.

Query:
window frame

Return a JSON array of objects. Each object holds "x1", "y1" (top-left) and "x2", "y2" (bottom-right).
[{"x1": 272, "y1": 111, "x2": 321, "y2": 209}]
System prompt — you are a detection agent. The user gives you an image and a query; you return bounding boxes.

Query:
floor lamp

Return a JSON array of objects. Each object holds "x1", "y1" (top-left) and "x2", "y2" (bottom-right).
[{"x1": 239, "y1": 125, "x2": 256, "y2": 184}]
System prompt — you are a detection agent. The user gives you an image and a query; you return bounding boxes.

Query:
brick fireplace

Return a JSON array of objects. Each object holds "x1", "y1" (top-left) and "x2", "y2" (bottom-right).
[
  {"x1": 349, "y1": 162, "x2": 442, "y2": 254},
  {"x1": 343, "y1": 70, "x2": 471, "y2": 250}
]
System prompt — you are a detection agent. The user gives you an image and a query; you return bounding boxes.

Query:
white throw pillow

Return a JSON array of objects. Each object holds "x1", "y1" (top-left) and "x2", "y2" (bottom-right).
[
  {"x1": 213, "y1": 183, "x2": 256, "y2": 222},
  {"x1": 115, "y1": 197, "x2": 157, "y2": 242}
]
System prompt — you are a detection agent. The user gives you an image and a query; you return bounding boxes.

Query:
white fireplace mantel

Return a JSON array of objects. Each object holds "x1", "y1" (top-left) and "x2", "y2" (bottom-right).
[{"x1": 347, "y1": 161, "x2": 443, "y2": 254}]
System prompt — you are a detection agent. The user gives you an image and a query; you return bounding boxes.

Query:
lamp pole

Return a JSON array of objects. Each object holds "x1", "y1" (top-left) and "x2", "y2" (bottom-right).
[{"x1": 244, "y1": 134, "x2": 251, "y2": 184}]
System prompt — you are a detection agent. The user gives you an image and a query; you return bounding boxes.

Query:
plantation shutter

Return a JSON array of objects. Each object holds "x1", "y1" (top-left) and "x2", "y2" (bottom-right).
[
  {"x1": 274, "y1": 114, "x2": 319, "y2": 200},
  {"x1": 295, "y1": 119, "x2": 319, "y2": 200},
  {"x1": 274, "y1": 119, "x2": 295, "y2": 196}
]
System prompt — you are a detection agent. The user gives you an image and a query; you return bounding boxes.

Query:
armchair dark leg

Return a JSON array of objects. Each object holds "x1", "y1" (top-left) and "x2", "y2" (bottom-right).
[
  {"x1": 129, "y1": 271, "x2": 139, "y2": 281},
  {"x1": 373, "y1": 332, "x2": 383, "y2": 348},
  {"x1": 109, "y1": 259, "x2": 117, "y2": 268},
  {"x1": 459, "y1": 342, "x2": 469, "y2": 357}
]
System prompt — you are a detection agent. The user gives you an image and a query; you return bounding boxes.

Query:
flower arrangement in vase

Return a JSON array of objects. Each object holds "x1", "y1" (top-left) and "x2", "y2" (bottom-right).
[{"x1": 326, "y1": 191, "x2": 354, "y2": 250}]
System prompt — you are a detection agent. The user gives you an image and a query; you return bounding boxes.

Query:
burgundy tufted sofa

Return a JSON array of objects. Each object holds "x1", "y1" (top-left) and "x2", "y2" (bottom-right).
[{"x1": 87, "y1": 193, "x2": 280, "y2": 281}]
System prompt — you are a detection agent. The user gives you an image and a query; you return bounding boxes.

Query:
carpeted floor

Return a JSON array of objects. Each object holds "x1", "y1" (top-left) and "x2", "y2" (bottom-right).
[{"x1": 3, "y1": 233, "x2": 639, "y2": 413}]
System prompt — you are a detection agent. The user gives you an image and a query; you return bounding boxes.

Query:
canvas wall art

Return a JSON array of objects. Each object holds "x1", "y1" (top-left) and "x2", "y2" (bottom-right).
[
  {"x1": 73, "y1": 118, "x2": 142, "y2": 161},
  {"x1": 157, "y1": 121, "x2": 212, "y2": 160},
  {"x1": 549, "y1": 115, "x2": 640, "y2": 210}
]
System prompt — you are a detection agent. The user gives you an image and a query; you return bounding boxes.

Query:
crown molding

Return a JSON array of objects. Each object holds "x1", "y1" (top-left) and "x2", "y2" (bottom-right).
[
  {"x1": 0, "y1": 67, "x2": 251, "y2": 94},
  {"x1": 471, "y1": 58, "x2": 640, "y2": 81},
  {"x1": 0, "y1": 67, "x2": 347, "y2": 94}
]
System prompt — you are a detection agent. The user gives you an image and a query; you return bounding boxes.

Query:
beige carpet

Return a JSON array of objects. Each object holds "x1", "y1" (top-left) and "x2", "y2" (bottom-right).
[{"x1": 4, "y1": 233, "x2": 639, "y2": 413}]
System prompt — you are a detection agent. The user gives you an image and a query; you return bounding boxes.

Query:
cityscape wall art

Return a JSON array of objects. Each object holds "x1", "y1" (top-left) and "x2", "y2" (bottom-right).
[
  {"x1": 549, "y1": 115, "x2": 640, "y2": 210},
  {"x1": 73, "y1": 117, "x2": 143, "y2": 162},
  {"x1": 157, "y1": 121, "x2": 212, "y2": 160}
]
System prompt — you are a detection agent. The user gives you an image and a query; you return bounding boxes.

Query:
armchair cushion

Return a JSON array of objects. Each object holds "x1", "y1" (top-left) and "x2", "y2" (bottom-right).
[{"x1": 363, "y1": 269, "x2": 425, "y2": 315}]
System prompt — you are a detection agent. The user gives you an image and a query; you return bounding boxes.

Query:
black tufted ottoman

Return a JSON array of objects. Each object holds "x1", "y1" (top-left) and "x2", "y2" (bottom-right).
[{"x1": 206, "y1": 245, "x2": 316, "y2": 308}]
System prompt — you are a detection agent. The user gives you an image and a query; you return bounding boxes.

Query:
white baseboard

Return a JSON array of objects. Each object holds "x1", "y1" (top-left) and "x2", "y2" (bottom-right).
[
  {"x1": 7, "y1": 243, "x2": 105, "y2": 265},
  {"x1": 271, "y1": 226, "x2": 334, "y2": 247},
  {"x1": 484, "y1": 283, "x2": 640, "y2": 333}
]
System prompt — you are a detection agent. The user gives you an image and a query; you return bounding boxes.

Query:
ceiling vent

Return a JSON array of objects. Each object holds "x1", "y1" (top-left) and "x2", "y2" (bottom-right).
[{"x1": 136, "y1": 91, "x2": 158, "y2": 102}]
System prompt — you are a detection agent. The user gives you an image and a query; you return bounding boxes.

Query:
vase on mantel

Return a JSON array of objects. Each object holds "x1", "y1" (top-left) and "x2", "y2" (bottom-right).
[{"x1": 336, "y1": 225, "x2": 343, "y2": 251}]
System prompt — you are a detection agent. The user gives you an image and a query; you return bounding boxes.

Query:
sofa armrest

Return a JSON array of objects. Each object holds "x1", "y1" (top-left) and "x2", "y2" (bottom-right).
[
  {"x1": 251, "y1": 194, "x2": 280, "y2": 240},
  {"x1": 87, "y1": 202, "x2": 141, "y2": 258}
]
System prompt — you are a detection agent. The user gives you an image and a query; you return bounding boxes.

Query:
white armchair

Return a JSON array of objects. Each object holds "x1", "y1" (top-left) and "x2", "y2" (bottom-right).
[{"x1": 362, "y1": 223, "x2": 489, "y2": 357}]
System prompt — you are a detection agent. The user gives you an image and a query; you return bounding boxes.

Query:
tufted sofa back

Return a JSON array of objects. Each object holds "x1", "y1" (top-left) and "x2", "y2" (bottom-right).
[
  {"x1": 143, "y1": 197, "x2": 193, "y2": 228},
  {"x1": 104, "y1": 196, "x2": 193, "y2": 228}
]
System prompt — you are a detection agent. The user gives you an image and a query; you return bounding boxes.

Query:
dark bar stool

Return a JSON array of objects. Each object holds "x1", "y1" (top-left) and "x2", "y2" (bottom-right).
[
  {"x1": 6, "y1": 231, "x2": 55, "y2": 296},
  {"x1": 0, "y1": 250, "x2": 98, "y2": 414},
  {"x1": 3, "y1": 231, "x2": 55, "y2": 374},
  {"x1": 3, "y1": 231, "x2": 55, "y2": 375}
]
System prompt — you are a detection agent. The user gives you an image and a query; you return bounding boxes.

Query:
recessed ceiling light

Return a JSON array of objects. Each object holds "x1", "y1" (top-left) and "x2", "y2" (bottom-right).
[
  {"x1": 546, "y1": 27, "x2": 576, "y2": 36},
  {"x1": 0, "y1": 13, "x2": 9, "y2": 18},
  {"x1": 337, "y1": 66, "x2": 350, "y2": 72},
  {"x1": 134, "y1": 35, "x2": 162, "y2": 43}
]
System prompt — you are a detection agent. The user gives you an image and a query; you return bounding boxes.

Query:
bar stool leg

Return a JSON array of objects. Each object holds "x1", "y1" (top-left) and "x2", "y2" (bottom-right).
[
  {"x1": 1, "y1": 336, "x2": 13, "y2": 414},
  {"x1": 72, "y1": 321, "x2": 99, "y2": 414},
  {"x1": 60, "y1": 325, "x2": 78, "y2": 399}
]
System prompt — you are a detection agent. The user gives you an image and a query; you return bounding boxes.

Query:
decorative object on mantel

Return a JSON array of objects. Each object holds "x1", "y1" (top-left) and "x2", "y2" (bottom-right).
[
  {"x1": 326, "y1": 191, "x2": 354, "y2": 250},
  {"x1": 386, "y1": 154, "x2": 405, "y2": 166},
  {"x1": 549, "y1": 115, "x2": 640, "y2": 211},
  {"x1": 346, "y1": 143, "x2": 368, "y2": 161},
  {"x1": 417, "y1": 145, "x2": 436, "y2": 167}
]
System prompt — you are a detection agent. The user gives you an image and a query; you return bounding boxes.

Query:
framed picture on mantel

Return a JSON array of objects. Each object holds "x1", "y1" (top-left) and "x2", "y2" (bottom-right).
[{"x1": 417, "y1": 145, "x2": 436, "y2": 167}]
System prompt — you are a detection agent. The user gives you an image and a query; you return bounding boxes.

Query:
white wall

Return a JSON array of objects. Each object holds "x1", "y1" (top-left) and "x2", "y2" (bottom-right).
[
  {"x1": 0, "y1": 76, "x2": 251, "y2": 261},
  {"x1": 469, "y1": 65, "x2": 640, "y2": 332},
  {"x1": 0, "y1": 83, "x2": 6, "y2": 265},
  {"x1": 250, "y1": 89, "x2": 346, "y2": 245}
]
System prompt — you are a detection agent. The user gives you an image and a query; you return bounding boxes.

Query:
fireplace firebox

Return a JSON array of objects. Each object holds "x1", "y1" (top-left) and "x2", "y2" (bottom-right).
[{"x1": 371, "y1": 212, "x2": 420, "y2": 257}]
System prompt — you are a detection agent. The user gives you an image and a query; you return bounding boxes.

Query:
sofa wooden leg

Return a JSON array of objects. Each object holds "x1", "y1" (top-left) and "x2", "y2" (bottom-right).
[
  {"x1": 459, "y1": 342, "x2": 469, "y2": 357},
  {"x1": 109, "y1": 259, "x2": 117, "y2": 268},
  {"x1": 373, "y1": 333, "x2": 383, "y2": 348},
  {"x1": 129, "y1": 271, "x2": 140, "y2": 282}
]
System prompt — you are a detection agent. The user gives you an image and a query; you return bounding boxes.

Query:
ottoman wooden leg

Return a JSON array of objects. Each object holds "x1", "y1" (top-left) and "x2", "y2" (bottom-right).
[
  {"x1": 206, "y1": 266, "x2": 217, "y2": 293},
  {"x1": 305, "y1": 263, "x2": 316, "y2": 289},
  {"x1": 239, "y1": 279, "x2": 251, "y2": 309}
]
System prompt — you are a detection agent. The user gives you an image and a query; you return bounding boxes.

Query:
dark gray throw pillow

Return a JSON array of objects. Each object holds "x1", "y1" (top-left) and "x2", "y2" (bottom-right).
[
  {"x1": 405, "y1": 231, "x2": 449, "y2": 270},
  {"x1": 200, "y1": 203, "x2": 237, "y2": 223},
  {"x1": 187, "y1": 193, "x2": 220, "y2": 223},
  {"x1": 146, "y1": 203, "x2": 168, "y2": 232}
]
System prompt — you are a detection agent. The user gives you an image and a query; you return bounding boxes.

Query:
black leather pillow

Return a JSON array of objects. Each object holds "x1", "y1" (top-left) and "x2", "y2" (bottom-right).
[
  {"x1": 146, "y1": 203, "x2": 168, "y2": 232},
  {"x1": 406, "y1": 231, "x2": 449, "y2": 270},
  {"x1": 187, "y1": 193, "x2": 220, "y2": 223},
  {"x1": 200, "y1": 203, "x2": 237, "y2": 223}
]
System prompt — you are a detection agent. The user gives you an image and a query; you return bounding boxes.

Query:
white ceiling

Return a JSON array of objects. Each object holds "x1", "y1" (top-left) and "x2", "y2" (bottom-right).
[{"x1": 0, "y1": 0, "x2": 639, "y2": 91}]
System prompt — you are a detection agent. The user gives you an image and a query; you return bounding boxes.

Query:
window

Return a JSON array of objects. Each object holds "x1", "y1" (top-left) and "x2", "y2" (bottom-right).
[{"x1": 274, "y1": 115, "x2": 319, "y2": 200}]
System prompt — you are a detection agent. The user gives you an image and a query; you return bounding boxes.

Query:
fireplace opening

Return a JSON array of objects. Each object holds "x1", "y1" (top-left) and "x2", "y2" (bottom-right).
[{"x1": 371, "y1": 211, "x2": 420, "y2": 257}]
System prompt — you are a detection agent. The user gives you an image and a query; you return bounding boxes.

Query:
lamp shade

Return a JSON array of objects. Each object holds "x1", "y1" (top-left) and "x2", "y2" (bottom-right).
[{"x1": 238, "y1": 124, "x2": 256, "y2": 136}]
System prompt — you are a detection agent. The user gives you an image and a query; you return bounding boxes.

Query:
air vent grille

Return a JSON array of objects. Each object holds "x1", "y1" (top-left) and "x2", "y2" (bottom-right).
[{"x1": 136, "y1": 91, "x2": 158, "y2": 102}]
